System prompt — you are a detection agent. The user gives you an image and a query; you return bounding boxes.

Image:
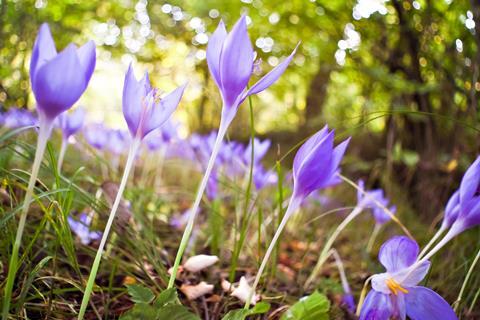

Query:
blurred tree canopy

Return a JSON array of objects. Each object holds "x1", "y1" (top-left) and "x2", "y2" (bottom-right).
[{"x1": 1, "y1": 0, "x2": 480, "y2": 217}]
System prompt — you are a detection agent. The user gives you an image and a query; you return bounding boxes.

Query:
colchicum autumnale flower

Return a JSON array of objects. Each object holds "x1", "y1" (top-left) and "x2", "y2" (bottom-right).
[
  {"x1": 3, "y1": 23, "x2": 95, "y2": 318},
  {"x1": 68, "y1": 213, "x2": 102, "y2": 245},
  {"x1": 417, "y1": 156, "x2": 480, "y2": 265},
  {"x1": 246, "y1": 126, "x2": 350, "y2": 308},
  {"x1": 359, "y1": 236, "x2": 457, "y2": 320},
  {"x1": 168, "y1": 15, "x2": 298, "y2": 289},
  {"x1": 78, "y1": 65, "x2": 185, "y2": 320}
]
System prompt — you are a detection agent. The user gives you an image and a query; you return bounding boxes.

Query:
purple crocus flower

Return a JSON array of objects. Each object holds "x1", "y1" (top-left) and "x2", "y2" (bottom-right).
[
  {"x1": 30, "y1": 23, "x2": 95, "y2": 122},
  {"x1": 292, "y1": 125, "x2": 350, "y2": 201},
  {"x1": 449, "y1": 156, "x2": 480, "y2": 235},
  {"x1": 67, "y1": 213, "x2": 102, "y2": 245},
  {"x1": 107, "y1": 129, "x2": 129, "y2": 155},
  {"x1": 357, "y1": 179, "x2": 396, "y2": 225},
  {"x1": 342, "y1": 294, "x2": 356, "y2": 313},
  {"x1": 84, "y1": 123, "x2": 108, "y2": 150},
  {"x1": 243, "y1": 138, "x2": 271, "y2": 165},
  {"x1": 122, "y1": 64, "x2": 186, "y2": 141},
  {"x1": 207, "y1": 16, "x2": 298, "y2": 126},
  {"x1": 57, "y1": 107, "x2": 85, "y2": 139},
  {"x1": 359, "y1": 236, "x2": 457, "y2": 320},
  {"x1": 253, "y1": 165, "x2": 277, "y2": 191},
  {"x1": 2, "y1": 109, "x2": 38, "y2": 128}
]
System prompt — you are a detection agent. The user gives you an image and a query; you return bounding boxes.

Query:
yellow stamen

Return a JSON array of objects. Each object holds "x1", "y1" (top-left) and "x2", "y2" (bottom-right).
[{"x1": 386, "y1": 278, "x2": 409, "y2": 295}]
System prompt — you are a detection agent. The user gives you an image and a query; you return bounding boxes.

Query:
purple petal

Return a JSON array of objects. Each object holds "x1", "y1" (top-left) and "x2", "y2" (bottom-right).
[
  {"x1": 330, "y1": 137, "x2": 350, "y2": 172},
  {"x1": 292, "y1": 125, "x2": 329, "y2": 177},
  {"x1": 405, "y1": 286, "x2": 458, "y2": 320},
  {"x1": 357, "y1": 179, "x2": 366, "y2": 203},
  {"x1": 207, "y1": 20, "x2": 227, "y2": 89},
  {"x1": 455, "y1": 198, "x2": 480, "y2": 232},
  {"x1": 30, "y1": 23, "x2": 57, "y2": 88},
  {"x1": 122, "y1": 64, "x2": 144, "y2": 136},
  {"x1": 359, "y1": 290, "x2": 394, "y2": 320},
  {"x1": 442, "y1": 190, "x2": 460, "y2": 228},
  {"x1": 293, "y1": 130, "x2": 335, "y2": 198},
  {"x1": 378, "y1": 236, "x2": 419, "y2": 273},
  {"x1": 33, "y1": 44, "x2": 87, "y2": 119},
  {"x1": 143, "y1": 83, "x2": 186, "y2": 138},
  {"x1": 89, "y1": 231, "x2": 102, "y2": 241},
  {"x1": 58, "y1": 106, "x2": 85, "y2": 138},
  {"x1": 76, "y1": 40, "x2": 96, "y2": 84},
  {"x1": 246, "y1": 42, "x2": 299, "y2": 96},
  {"x1": 219, "y1": 15, "x2": 254, "y2": 107},
  {"x1": 401, "y1": 261, "x2": 430, "y2": 288},
  {"x1": 459, "y1": 157, "x2": 480, "y2": 206}
]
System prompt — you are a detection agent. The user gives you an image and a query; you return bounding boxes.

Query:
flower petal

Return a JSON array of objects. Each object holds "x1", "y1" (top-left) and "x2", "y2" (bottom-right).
[
  {"x1": 293, "y1": 130, "x2": 335, "y2": 198},
  {"x1": 219, "y1": 15, "x2": 254, "y2": 107},
  {"x1": 207, "y1": 20, "x2": 227, "y2": 89},
  {"x1": 359, "y1": 290, "x2": 394, "y2": 320},
  {"x1": 399, "y1": 261, "x2": 430, "y2": 289},
  {"x1": 33, "y1": 44, "x2": 87, "y2": 119},
  {"x1": 122, "y1": 64, "x2": 143, "y2": 136},
  {"x1": 292, "y1": 125, "x2": 329, "y2": 177},
  {"x1": 245, "y1": 42, "x2": 299, "y2": 96},
  {"x1": 143, "y1": 83, "x2": 186, "y2": 138},
  {"x1": 405, "y1": 286, "x2": 458, "y2": 320},
  {"x1": 442, "y1": 190, "x2": 460, "y2": 228},
  {"x1": 30, "y1": 23, "x2": 57, "y2": 88},
  {"x1": 76, "y1": 40, "x2": 96, "y2": 84},
  {"x1": 459, "y1": 157, "x2": 480, "y2": 205},
  {"x1": 378, "y1": 236, "x2": 419, "y2": 273},
  {"x1": 330, "y1": 137, "x2": 350, "y2": 173}
]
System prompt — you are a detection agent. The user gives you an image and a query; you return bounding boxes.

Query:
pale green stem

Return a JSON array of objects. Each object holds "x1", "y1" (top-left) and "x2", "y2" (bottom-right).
[
  {"x1": 366, "y1": 223, "x2": 382, "y2": 254},
  {"x1": 244, "y1": 196, "x2": 301, "y2": 309},
  {"x1": 77, "y1": 138, "x2": 141, "y2": 320},
  {"x1": 57, "y1": 138, "x2": 68, "y2": 174},
  {"x1": 356, "y1": 275, "x2": 374, "y2": 316},
  {"x1": 167, "y1": 124, "x2": 228, "y2": 289},
  {"x1": 331, "y1": 249, "x2": 352, "y2": 297},
  {"x1": 304, "y1": 206, "x2": 363, "y2": 289},
  {"x1": 417, "y1": 225, "x2": 446, "y2": 260},
  {"x1": 2, "y1": 117, "x2": 54, "y2": 319},
  {"x1": 469, "y1": 286, "x2": 480, "y2": 313},
  {"x1": 454, "y1": 245, "x2": 480, "y2": 312}
]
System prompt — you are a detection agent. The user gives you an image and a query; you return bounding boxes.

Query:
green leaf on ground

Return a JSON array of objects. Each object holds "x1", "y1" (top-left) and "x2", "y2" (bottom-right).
[{"x1": 280, "y1": 291, "x2": 330, "y2": 320}]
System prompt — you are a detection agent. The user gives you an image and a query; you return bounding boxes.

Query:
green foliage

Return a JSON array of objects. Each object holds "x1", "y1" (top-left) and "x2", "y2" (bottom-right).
[
  {"x1": 280, "y1": 291, "x2": 330, "y2": 320},
  {"x1": 221, "y1": 302, "x2": 271, "y2": 320},
  {"x1": 120, "y1": 287, "x2": 199, "y2": 320},
  {"x1": 126, "y1": 284, "x2": 155, "y2": 304}
]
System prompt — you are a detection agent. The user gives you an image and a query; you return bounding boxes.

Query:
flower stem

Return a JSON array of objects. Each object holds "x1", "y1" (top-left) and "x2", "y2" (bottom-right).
[
  {"x1": 2, "y1": 118, "x2": 53, "y2": 319},
  {"x1": 401, "y1": 226, "x2": 458, "y2": 283},
  {"x1": 366, "y1": 223, "x2": 382, "y2": 254},
  {"x1": 244, "y1": 196, "x2": 301, "y2": 309},
  {"x1": 229, "y1": 98, "x2": 255, "y2": 282},
  {"x1": 57, "y1": 138, "x2": 68, "y2": 174},
  {"x1": 331, "y1": 249, "x2": 352, "y2": 297},
  {"x1": 454, "y1": 245, "x2": 480, "y2": 313},
  {"x1": 417, "y1": 225, "x2": 446, "y2": 260},
  {"x1": 304, "y1": 206, "x2": 363, "y2": 289},
  {"x1": 77, "y1": 139, "x2": 140, "y2": 320},
  {"x1": 167, "y1": 124, "x2": 227, "y2": 289},
  {"x1": 356, "y1": 275, "x2": 373, "y2": 316}
]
